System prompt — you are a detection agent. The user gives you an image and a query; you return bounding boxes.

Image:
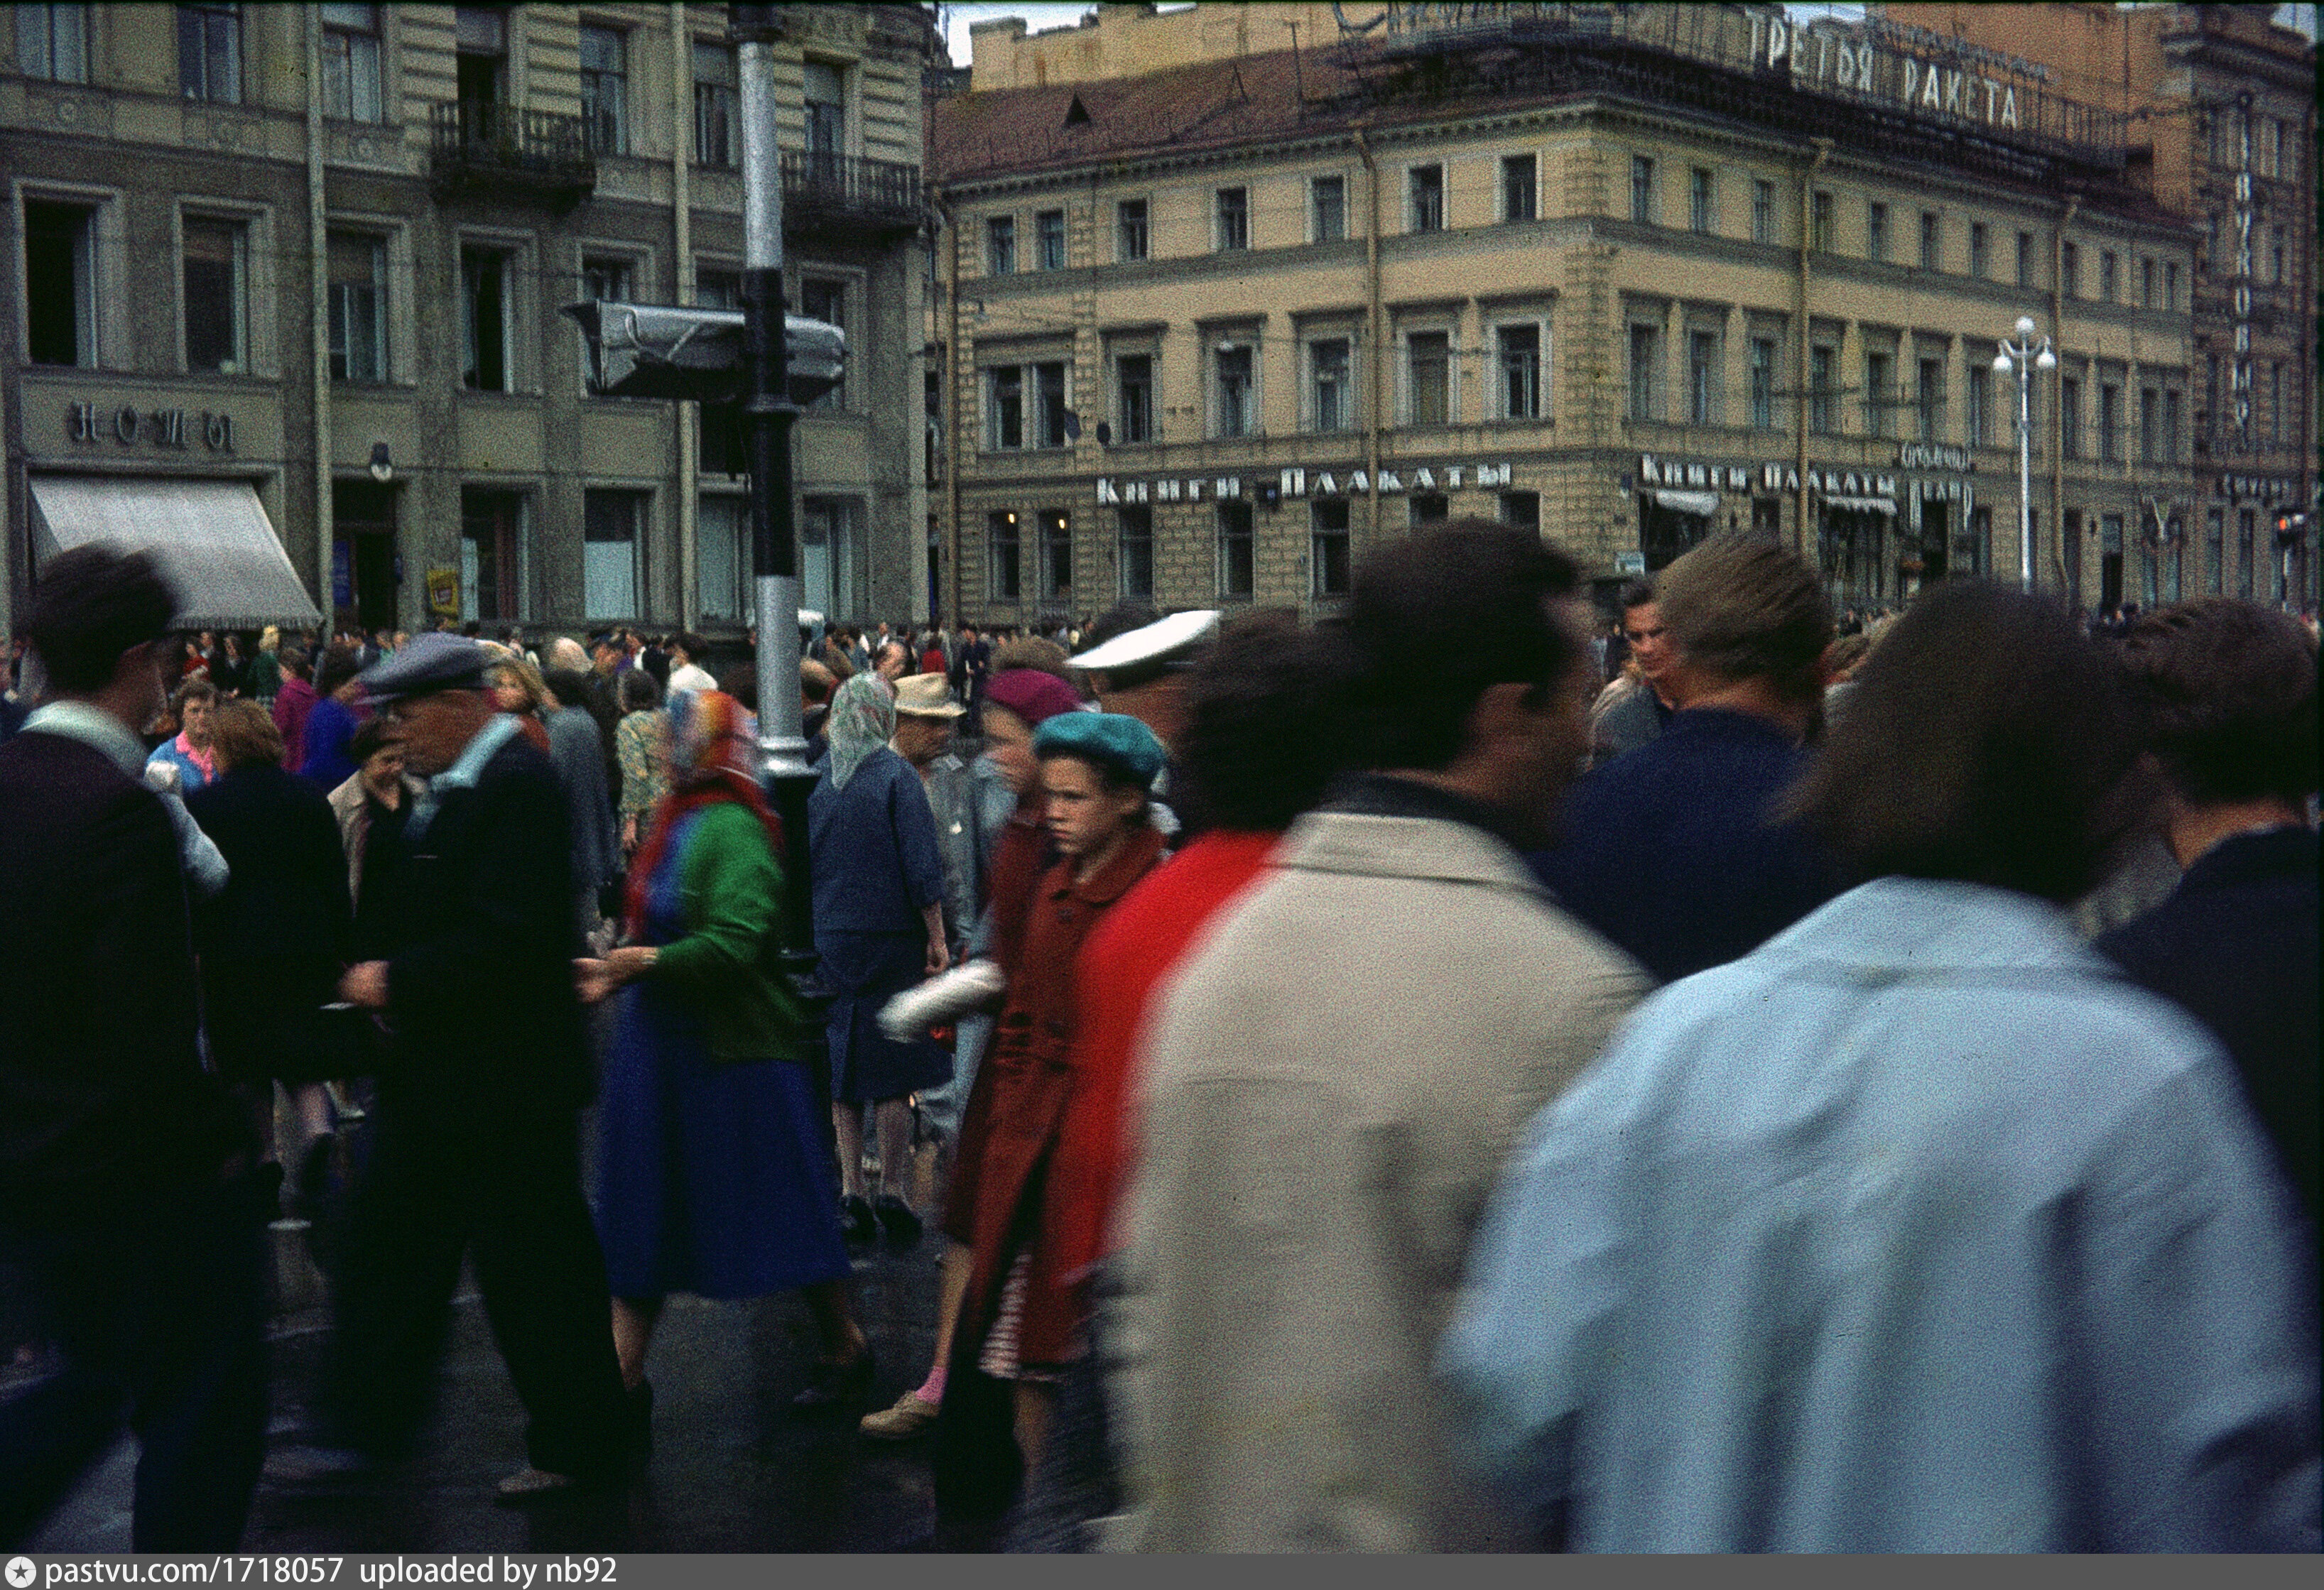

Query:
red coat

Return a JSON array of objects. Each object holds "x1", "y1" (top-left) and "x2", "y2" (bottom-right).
[
  {"x1": 1038, "y1": 829, "x2": 1280, "y2": 1309},
  {"x1": 948, "y1": 822, "x2": 1169, "y2": 1366}
]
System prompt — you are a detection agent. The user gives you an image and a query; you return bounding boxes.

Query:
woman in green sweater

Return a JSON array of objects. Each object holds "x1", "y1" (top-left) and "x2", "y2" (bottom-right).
[{"x1": 577, "y1": 690, "x2": 872, "y2": 1436}]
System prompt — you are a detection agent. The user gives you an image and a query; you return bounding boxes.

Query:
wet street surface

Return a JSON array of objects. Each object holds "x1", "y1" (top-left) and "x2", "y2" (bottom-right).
[{"x1": 12, "y1": 1134, "x2": 954, "y2": 1553}]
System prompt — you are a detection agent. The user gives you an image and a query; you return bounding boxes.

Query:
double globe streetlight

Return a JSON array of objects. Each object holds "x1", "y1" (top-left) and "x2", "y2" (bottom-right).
[{"x1": 1994, "y1": 315, "x2": 2056, "y2": 592}]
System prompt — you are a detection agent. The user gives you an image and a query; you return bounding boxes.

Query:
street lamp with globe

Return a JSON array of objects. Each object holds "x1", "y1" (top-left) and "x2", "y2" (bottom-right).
[{"x1": 1994, "y1": 315, "x2": 2057, "y2": 592}]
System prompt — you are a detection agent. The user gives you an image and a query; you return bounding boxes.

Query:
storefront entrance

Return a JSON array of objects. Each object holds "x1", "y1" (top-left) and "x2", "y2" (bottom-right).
[{"x1": 332, "y1": 480, "x2": 398, "y2": 634}]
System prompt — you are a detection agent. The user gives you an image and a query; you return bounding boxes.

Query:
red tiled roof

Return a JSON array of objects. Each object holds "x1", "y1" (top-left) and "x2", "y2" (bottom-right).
[{"x1": 930, "y1": 46, "x2": 1393, "y2": 184}]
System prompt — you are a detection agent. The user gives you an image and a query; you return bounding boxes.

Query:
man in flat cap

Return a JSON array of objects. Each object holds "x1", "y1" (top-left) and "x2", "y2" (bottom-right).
[{"x1": 281, "y1": 633, "x2": 629, "y2": 1500}]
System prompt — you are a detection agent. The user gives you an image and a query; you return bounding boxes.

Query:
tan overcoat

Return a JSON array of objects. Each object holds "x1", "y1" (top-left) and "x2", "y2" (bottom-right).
[{"x1": 1104, "y1": 809, "x2": 1647, "y2": 1552}]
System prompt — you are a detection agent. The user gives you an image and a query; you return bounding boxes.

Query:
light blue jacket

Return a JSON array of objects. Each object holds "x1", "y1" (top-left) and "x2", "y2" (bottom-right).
[{"x1": 1443, "y1": 876, "x2": 2320, "y2": 1552}]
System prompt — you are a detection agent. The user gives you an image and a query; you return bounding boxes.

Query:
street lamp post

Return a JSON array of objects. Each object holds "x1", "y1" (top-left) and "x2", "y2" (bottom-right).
[{"x1": 1994, "y1": 315, "x2": 2056, "y2": 593}]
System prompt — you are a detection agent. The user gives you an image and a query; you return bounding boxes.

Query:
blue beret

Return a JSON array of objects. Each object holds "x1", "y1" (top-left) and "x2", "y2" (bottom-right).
[
  {"x1": 1033, "y1": 710, "x2": 1165, "y2": 788},
  {"x1": 359, "y1": 632, "x2": 492, "y2": 703}
]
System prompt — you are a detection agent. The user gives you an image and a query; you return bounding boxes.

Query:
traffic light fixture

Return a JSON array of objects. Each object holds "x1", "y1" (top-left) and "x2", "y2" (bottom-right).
[
  {"x1": 2276, "y1": 512, "x2": 2308, "y2": 548},
  {"x1": 563, "y1": 300, "x2": 844, "y2": 407}
]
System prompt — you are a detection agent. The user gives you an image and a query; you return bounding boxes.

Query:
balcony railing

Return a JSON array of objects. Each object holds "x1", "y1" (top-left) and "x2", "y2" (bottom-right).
[
  {"x1": 782, "y1": 150, "x2": 925, "y2": 236},
  {"x1": 429, "y1": 101, "x2": 595, "y2": 210}
]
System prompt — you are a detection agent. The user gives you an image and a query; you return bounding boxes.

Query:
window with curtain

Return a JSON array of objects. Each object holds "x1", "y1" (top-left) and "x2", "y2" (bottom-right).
[
  {"x1": 1217, "y1": 501, "x2": 1254, "y2": 599},
  {"x1": 1117, "y1": 506, "x2": 1153, "y2": 599},
  {"x1": 178, "y1": 4, "x2": 241, "y2": 102},
  {"x1": 1501, "y1": 325, "x2": 1542, "y2": 420},
  {"x1": 1408, "y1": 331, "x2": 1449, "y2": 425},
  {"x1": 183, "y1": 215, "x2": 246, "y2": 375},
  {"x1": 1115, "y1": 353, "x2": 1153, "y2": 444},
  {"x1": 321, "y1": 4, "x2": 383, "y2": 121},
  {"x1": 697, "y1": 495, "x2": 749, "y2": 622},
  {"x1": 16, "y1": 4, "x2": 88, "y2": 82},
  {"x1": 327, "y1": 231, "x2": 388, "y2": 383},
  {"x1": 580, "y1": 26, "x2": 628, "y2": 155},
  {"x1": 693, "y1": 43, "x2": 737, "y2": 167},
  {"x1": 583, "y1": 489, "x2": 647, "y2": 619}
]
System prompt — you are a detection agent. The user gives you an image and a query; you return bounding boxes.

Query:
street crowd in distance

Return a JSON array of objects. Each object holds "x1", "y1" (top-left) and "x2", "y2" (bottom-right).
[{"x1": 0, "y1": 524, "x2": 2315, "y2": 1554}]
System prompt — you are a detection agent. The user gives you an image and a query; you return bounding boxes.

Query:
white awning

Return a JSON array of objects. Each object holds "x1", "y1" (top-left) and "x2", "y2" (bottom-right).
[
  {"x1": 29, "y1": 475, "x2": 322, "y2": 631},
  {"x1": 1649, "y1": 488, "x2": 1720, "y2": 516},
  {"x1": 1820, "y1": 494, "x2": 1898, "y2": 516}
]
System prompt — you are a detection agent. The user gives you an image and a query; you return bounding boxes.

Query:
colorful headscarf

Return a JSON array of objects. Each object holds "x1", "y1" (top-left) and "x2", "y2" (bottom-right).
[
  {"x1": 623, "y1": 689, "x2": 783, "y2": 936},
  {"x1": 825, "y1": 673, "x2": 896, "y2": 792}
]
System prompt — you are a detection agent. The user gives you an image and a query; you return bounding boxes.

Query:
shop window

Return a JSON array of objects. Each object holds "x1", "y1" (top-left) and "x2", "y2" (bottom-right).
[
  {"x1": 988, "y1": 511, "x2": 1022, "y2": 601},
  {"x1": 582, "y1": 489, "x2": 646, "y2": 619},
  {"x1": 697, "y1": 494, "x2": 749, "y2": 623},
  {"x1": 183, "y1": 215, "x2": 247, "y2": 375},
  {"x1": 1038, "y1": 509, "x2": 1072, "y2": 601},
  {"x1": 1117, "y1": 506, "x2": 1153, "y2": 600},
  {"x1": 1311, "y1": 501, "x2": 1350, "y2": 598},
  {"x1": 1312, "y1": 176, "x2": 1345, "y2": 243},
  {"x1": 1217, "y1": 501, "x2": 1254, "y2": 599},
  {"x1": 178, "y1": 2, "x2": 241, "y2": 102},
  {"x1": 16, "y1": 4, "x2": 87, "y2": 82},
  {"x1": 460, "y1": 487, "x2": 530, "y2": 624},
  {"x1": 327, "y1": 231, "x2": 388, "y2": 383},
  {"x1": 693, "y1": 43, "x2": 737, "y2": 167},
  {"x1": 23, "y1": 197, "x2": 97, "y2": 368}
]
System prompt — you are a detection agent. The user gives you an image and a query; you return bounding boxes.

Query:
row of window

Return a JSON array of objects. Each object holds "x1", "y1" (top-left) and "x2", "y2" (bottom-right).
[
  {"x1": 984, "y1": 491, "x2": 1541, "y2": 606},
  {"x1": 977, "y1": 156, "x2": 2183, "y2": 299},
  {"x1": 22, "y1": 195, "x2": 850, "y2": 406},
  {"x1": 449, "y1": 486, "x2": 859, "y2": 626},
  {"x1": 9, "y1": 4, "x2": 830, "y2": 171},
  {"x1": 980, "y1": 325, "x2": 1547, "y2": 450}
]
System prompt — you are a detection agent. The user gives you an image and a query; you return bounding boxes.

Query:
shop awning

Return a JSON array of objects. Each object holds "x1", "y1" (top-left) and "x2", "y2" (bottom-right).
[
  {"x1": 1649, "y1": 488, "x2": 1720, "y2": 516},
  {"x1": 1820, "y1": 494, "x2": 1898, "y2": 516},
  {"x1": 29, "y1": 475, "x2": 322, "y2": 631}
]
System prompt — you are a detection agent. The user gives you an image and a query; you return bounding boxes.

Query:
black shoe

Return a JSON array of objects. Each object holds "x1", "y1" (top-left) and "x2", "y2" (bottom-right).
[
  {"x1": 873, "y1": 1194, "x2": 923, "y2": 1248},
  {"x1": 791, "y1": 1348, "x2": 876, "y2": 1412},
  {"x1": 840, "y1": 1194, "x2": 878, "y2": 1246}
]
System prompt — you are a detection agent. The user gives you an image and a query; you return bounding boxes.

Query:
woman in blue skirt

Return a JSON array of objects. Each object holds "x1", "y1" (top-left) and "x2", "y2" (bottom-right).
[{"x1": 580, "y1": 690, "x2": 873, "y2": 1427}]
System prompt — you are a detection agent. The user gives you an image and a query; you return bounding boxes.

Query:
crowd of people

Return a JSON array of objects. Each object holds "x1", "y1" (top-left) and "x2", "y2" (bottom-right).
[{"x1": 0, "y1": 525, "x2": 2315, "y2": 1554}]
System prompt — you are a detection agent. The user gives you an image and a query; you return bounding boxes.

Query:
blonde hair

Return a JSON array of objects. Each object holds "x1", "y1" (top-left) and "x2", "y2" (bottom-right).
[{"x1": 490, "y1": 655, "x2": 554, "y2": 712}]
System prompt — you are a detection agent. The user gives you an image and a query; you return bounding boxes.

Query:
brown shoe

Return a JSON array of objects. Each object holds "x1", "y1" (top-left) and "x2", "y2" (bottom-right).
[{"x1": 859, "y1": 1388, "x2": 940, "y2": 1440}]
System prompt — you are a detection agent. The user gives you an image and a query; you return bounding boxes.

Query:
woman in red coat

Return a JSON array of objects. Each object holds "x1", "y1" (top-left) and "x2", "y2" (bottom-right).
[{"x1": 947, "y1": 712, "x2": 1170, "y2": 1480}]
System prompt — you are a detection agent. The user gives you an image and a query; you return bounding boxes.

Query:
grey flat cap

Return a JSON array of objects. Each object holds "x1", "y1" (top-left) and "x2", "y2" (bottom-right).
[{"x1": 359, "y1": 631, "x2": 493, "y2": 703}]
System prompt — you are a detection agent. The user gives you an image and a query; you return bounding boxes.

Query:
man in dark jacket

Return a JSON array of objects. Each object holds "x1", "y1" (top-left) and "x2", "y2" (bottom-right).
[
  {"x1": 2099, "y1": 599, "x2": 2318, "y2": 1229},
  {"x1": 0, "y1": 545, "x2": 271, "y2": 1550},
  {"x1": 1533, "y1": 536, "x2": 1842, "y2": 985},
  {"x1": 285, "y1": 633, "x2": 629, "y2": 1499}
]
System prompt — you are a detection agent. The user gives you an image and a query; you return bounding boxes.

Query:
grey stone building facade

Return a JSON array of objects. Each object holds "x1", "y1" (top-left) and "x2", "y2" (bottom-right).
[{"x1": 4, "y1": 3, "x2": 937, "y2": 643}]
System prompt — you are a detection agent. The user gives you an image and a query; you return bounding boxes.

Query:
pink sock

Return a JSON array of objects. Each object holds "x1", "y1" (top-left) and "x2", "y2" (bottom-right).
[{"x1": 914, "y1": 1364, "x2": 947, "y2": 1405}]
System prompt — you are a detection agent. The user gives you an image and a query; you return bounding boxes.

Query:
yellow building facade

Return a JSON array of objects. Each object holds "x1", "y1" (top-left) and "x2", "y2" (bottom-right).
[{"x1": 930, "y1": 3, "x2": 2203, "y2": 623}]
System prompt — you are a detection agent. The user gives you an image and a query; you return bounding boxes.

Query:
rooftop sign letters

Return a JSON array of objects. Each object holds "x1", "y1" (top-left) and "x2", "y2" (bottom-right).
[{"x1": 1753, "y1": 13, "x2": 2036, "y2": 134}]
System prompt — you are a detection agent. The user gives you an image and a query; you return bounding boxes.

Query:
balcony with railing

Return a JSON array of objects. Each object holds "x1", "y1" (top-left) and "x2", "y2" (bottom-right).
[
  {"x1": 783, "y1": 150, "x2": 925, "y2": 238},
  {"x1": 429, "y1": 102, "x2": 596, "y2": 211}
]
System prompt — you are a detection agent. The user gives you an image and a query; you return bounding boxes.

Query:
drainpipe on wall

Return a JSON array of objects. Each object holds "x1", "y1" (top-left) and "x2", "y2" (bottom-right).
[
  {"x1": 672, "y1": 1, "x2": 697, "y2": 626},
  {"x1": 1354, "y1": 129, "x2": 1382, "y2": 562},
  {"x1": 942, "y1": 190, "x2": 964, "y2": 628},
  {"x1": 1795, "y1": 138, "x2": 1830, "y2": 561},
  {"x1": 307, "y1": 7, "x2": 334, "y2": 626},
  {"x1": 2052, "y1": 193, "x2": 2080, "y2": 594}
]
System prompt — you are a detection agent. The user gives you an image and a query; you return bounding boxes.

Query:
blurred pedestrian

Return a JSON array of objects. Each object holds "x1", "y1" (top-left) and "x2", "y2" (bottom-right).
[
  {"x1": 1534, "y1": 535, "x2": 1841, "y2": 984},
  {"x1": 271, "y1": 646, "x2": 317, "y2": 772},
  {"x1": 0, "y1": 547, "x2": 270, "y2": 1550},
  {"x1": 1589, "y1": 579, "x2": 1675, "y2": 768},
  {"x1": 298, "y1": 643, "x2": 368, "y2": 791},
  {"x1": 580, "y1": 690, "x2": 871, "y2": 1430},
  {"x1": 664, "y1": 632, "x2": 717, "y2": 697},
  {"x1": 543, "y1": 665, "x2": 621, "y2": 939},
  {"x1": 810, "y1": 675, "x2": 950, "y2": 1250},
  {"x1": 325, "y1": 714, "x2": 418, "y2": 913},
  {"x1": 2099, "y1": 599, "x2": 2318, "y2": 1227},
  {"x1": 1104, "y1": 524, "x2": 1647, "y2": 1551},
  {"x1": 1445, "y1": 581, "x2": 2320, "y2": 1552},
  {"x1": 183, "y1": 700, "x2": 352, "y2": 1206},
  {"x1": 146, "y1": 677, "x2": 219, "y2": 794},
  {"x1": 247, "y1": 626, "x2": 283, "y2": 707},
  {"x1": 614, "y1": 669, "x2": 670, "y2": 859},
  {"x1": 278, "y1": 635, "x2": 629, "y2": 1500}
]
